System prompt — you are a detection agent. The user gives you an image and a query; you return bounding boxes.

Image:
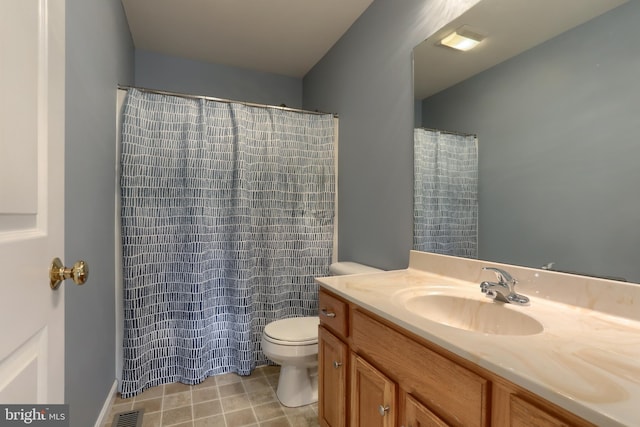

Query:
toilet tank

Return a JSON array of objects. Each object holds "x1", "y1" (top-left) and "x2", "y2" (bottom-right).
[{"x1": 329, "y1": 262, "x2": 383, "y2": 276}]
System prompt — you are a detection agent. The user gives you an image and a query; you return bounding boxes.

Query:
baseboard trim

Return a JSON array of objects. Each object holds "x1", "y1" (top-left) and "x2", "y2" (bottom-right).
[{"x1": 94, "y1": 379, "x2": 118, "y2": 427}]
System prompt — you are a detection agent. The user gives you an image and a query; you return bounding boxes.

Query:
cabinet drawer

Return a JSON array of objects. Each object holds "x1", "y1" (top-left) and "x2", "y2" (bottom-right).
[
  {"x1": 319, "y1": 290, "x2": 348, "y2": 337},
  {"x1": 351, "y1": 309, "x2": 488, "y2": 427}
]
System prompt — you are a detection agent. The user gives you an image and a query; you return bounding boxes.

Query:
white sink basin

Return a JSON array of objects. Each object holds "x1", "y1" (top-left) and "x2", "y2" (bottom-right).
[{"x1": 393, "y1": 286, "x2": 543, "y2": 336}]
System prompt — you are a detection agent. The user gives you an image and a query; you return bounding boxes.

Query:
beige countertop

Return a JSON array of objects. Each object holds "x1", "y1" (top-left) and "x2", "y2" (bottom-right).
[{"x1": 316, "y1": 251, "x2": 640, "y2": 427}]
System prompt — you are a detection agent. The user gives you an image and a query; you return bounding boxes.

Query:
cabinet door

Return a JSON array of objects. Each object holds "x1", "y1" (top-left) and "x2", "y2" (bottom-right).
[
  {"x1": 350, "y1": 353, "x2": 397, "y2": 427},
  {"x1": 510, "y1": 394, "x2": 571, "y2": 427},
  {"x1": 493, "y1": 382, "x2": 595, "y2": 427},
  {"x1": 404, "y1": 393, "x2": 450, "y2": 427},
  {"x1": 319, "y1": 326, "x2": 348, "y2": 427}
]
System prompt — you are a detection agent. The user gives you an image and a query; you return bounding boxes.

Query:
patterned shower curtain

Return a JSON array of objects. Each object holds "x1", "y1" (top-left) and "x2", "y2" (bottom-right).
[
  {"x1": 119, "y1": 89, "x2": 335, "y2": 398},
  {"x1": 414, "y1": 128, "x2": 478, "y2": 258}
]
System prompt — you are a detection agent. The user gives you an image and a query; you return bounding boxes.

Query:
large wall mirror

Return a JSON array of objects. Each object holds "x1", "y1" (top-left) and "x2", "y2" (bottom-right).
[{"x1": 414, "y1": 0, "x2": 640, "y2": 283}]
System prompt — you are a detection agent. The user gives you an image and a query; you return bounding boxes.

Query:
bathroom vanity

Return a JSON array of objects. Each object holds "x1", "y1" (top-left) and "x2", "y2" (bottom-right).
[{"x1": 316, "y1": 251, "x2": 640, "y2": 427}]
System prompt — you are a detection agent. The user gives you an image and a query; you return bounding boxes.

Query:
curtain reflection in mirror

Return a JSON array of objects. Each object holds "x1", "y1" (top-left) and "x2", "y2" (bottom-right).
[{"x1": 414, "y1": 128, "x2": 478, "y2": 258}]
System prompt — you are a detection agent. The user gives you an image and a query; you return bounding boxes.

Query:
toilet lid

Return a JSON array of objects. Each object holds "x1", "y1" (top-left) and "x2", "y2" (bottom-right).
[{"x1": 263, "y1": 316, "x2": 319, "y2": 344}]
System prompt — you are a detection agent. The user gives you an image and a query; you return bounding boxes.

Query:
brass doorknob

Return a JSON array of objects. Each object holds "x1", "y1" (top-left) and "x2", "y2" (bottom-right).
[{"x1": 50, "y1": 258, "x2": 89, "y2": 290}]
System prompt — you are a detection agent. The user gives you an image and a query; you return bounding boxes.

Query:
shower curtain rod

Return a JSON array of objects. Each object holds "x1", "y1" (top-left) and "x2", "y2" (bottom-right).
[
  {"x1": 418, "y1": 126, "x2": 476, "y2": 138},
  {"x1": 118, "y1": 84, "x2": 338, "y2": 118}
]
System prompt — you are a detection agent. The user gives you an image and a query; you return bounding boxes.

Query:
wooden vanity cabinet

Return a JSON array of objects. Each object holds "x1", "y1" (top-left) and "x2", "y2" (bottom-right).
[{"x1": 318, "y1": 289, "x2": 594, "y2": 427}]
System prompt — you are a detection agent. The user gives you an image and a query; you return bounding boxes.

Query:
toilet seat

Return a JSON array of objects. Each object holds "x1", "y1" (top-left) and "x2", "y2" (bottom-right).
[{"x1": 263, "y1": 316, "x2": 319, "y2": 346}]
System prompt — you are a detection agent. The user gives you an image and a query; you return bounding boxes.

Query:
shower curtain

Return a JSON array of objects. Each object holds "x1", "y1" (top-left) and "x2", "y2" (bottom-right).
[
  {"x1": 414, "y1": 128, "x2": 478, "y2": 258},
  {"x1": 119, "y1": 89, "x2": 335, "y2": 398}
]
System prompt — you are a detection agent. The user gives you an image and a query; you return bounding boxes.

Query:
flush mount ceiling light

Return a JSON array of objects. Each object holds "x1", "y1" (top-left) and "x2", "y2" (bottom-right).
[{"x1": 440, "y1": 26, "x2": 485, "y2": 51}]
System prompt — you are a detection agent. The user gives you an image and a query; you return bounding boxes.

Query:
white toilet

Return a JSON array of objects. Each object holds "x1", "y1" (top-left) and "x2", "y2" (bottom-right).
[{"x1": 261, "y1": 261, "x2": 382, "y2": 407}]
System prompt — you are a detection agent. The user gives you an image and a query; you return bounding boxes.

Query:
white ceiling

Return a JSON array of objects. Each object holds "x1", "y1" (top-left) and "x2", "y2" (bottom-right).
[{"x1": 121, "y1": 0, "x2": 374, "y2": 78}]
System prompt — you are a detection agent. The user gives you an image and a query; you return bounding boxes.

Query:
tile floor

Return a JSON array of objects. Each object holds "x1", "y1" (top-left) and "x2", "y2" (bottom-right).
[{"x1": 103, "y1": 365, "x2": 319, "y2": 427}]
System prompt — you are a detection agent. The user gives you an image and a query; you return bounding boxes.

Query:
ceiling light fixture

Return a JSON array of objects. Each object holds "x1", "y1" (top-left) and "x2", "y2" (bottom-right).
[{"x1": 440, "y1": 26, "x2": 485, "y2": 51}]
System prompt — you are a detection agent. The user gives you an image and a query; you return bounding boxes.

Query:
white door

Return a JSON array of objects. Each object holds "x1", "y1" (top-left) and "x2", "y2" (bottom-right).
[{"x1": 0, "y1": 0, "x2": 66, "y2": 403}]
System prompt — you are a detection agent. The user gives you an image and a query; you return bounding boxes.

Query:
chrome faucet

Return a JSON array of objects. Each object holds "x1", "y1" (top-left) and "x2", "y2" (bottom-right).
[{"x1": 480, "y1": 267, "x2": 529, "y2": 305}]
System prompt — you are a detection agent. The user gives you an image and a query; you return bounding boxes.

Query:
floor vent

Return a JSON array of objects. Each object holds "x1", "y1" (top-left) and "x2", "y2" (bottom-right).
[{"x1": 111, "y1": 409, "x2": 144, "y2": 427}]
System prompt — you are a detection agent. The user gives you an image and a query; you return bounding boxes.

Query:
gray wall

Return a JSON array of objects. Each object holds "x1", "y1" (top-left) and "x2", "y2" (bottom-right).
[
  {"x1": 65, "y1": 0, "x2": 134, "y2": 425},
  {"x1": 135, "y1": 50, "x2": 303, "y2": 108},
  {"x1": 302, "y1": 0, "x2": 479, "y2": 270},
  {"x1": 421, "y1": 2, "x2": 640, "y2": 282}
]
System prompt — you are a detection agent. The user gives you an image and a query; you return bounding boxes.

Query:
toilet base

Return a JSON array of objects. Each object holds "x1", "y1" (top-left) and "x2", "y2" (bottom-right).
[{"x1": 275, "y1": 365, "x2": 318, "y2": 407}]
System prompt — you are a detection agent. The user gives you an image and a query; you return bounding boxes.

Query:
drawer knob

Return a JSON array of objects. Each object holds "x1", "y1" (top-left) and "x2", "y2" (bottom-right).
[
  {"x1": 378, "y1": 405, "x2": 390, "y2": 416},
  {"x1": 320, "y1": 308, "x2": 336, "y2": 318},
  {"x1": 333, "y1": 361, "x2": 342, "y2": 369}
]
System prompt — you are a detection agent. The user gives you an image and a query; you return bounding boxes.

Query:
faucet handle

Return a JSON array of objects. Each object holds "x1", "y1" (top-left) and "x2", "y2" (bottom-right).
[{"x1": 482, "y1": 267, "x2": 516, "y2": 285}]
